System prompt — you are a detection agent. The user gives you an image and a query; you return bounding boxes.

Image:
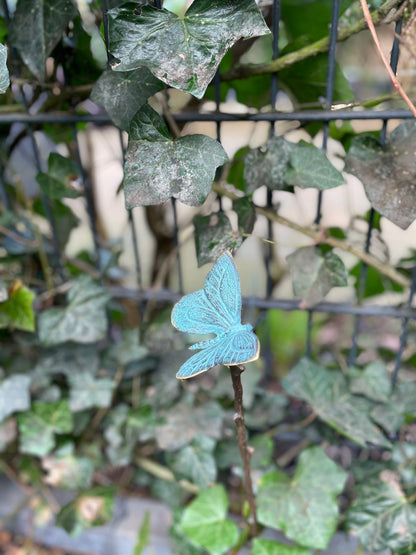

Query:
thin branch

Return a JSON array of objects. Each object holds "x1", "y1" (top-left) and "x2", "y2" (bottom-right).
[
  {"x1": 213, "y1": 183, "x2": 410, "y2": 289},
  {"x1": 221, "y1": 0, "x2": 404, "y2": 81},
  {"x1": 229, "y1": 365, "x2": 258, "y2": 538},
  {"x1": 359, "y1": 0, "x2": 416, "y2": 118}
]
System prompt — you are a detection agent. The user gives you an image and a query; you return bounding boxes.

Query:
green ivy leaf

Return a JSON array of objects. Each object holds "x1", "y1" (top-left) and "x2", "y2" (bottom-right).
[
  {"x1": 345, "y1": 121, "x2": 416, "y2": 229},
  {"x1": 42, "y1": 446, "x2": 94, "y2": 489},
  {"x1": 91, "y1": 68, "x2": 163, "y2": 130},
  {"x1": 283, "y1": 145, "x2": 345, "y2": 190},
  {"x1": 18, "y1": 400, "x2": 73, "y2": 457},
  {"x1": 257, "y1": 447, "x2": 347, "y2": 549},
  {"x1": 180, "y1": 484, "x2": 239, "y2": 555},
  {"x1": 286, "y1": 246, "x2": 348, "y2": 306},
  {"x1": 244, "y1": 136, "x2": 296, "y2": 194},
  {"x1": 36, "y1": 153, "x2": 82, "y2": 200},
  {"x1": 233, "y1": 196, "x2": 256, "y2": 236},
  {"x1": 0, "y1": 375, "x2": 31, "y2": 423},
  {"x1": 9, "y1": 0, "x2": 77, "y2": 81},
  {"x1": 282, "y1": 358, "x2": 391, "y2": 448},
  {"x1": 252, "y1": 538, "x2": 312, "y2": 555},
  {"x1": 38, "y1": 276, "x2": 110, "y2": 346},
  {"x1": 108, "y1": 0, "x2": 270, "y2": 98},
  {"x1": 194, "y1": 212, "x2": 241, "y2": 266},
  {"x1": 56, "y1": 486, "x2": 116, "y2": 537},
  {"x1": 0, "y1": 280, "x2": 35, "y2": 332},
  {"x1": 168, "y1": 434, "x2": 217, "y2": 489},
  {"x1": 134, "y1": 511, "x2": 151, "y2": 555},
  {"x1": 370, "y1": 382, "x2": 416, "y2": 435},
  {"x1": 349, "y1": 361, "x2": 392, "y2": 403},
  {"x1": 245, "y1": 392, "x2": 287, "y2": 430},
  {"x1": 346, "y1": 475, "x2": 416, "y2": 554},
  {"x1": 105, "y1": 328, "x2": 148, "y2": 365},
  {"x1": 124, "y1": 105, "x2": 228, "y2": 207},
  {"x1": 0, "y1": 43, "x2": 9, "y2": 93},
  {"x1": 33, "y1": 345, "x2": 100, "y2": 384},
  {"x1": 68, "y1": 373, "x2": 115, "y2": 412}
]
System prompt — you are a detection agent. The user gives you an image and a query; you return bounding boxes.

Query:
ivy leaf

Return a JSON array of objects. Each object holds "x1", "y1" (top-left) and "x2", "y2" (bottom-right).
[
  {"x1": 91, "y1": 68, "x2": 163, "y2": 130},
  {"x1": 156, "y1": 401, "x2": 223, "y2": 451},
  {"x1": 349, "y1": 361, "x2": 392, "y2": 403},
  {"x1": 18, "y1": 400, "x2": 73, "y2": 457},
  {"x1": 257, "y1": 447, "x2": 347, "y2": 549},
  {"x1": 346, "y1": 475, "x2": 416, "y2": 554},
  {"x1": 252, "y1": 539, "x2": 312, "y2": 555},
  {"x1": 245, "y1": 392, "x2": 287, "y2": 430},
  {"x1": 68, "y1": 373, "x2": 115, "y2": 412},
  {"x1": 286, "y1": 246, "x2": 348, "y2": 306},
  {"x1": 42, "y1": 448, "x2": 94, "y2": 489},
  {"x1": 244, "y1": 136, "x2": 296, "y2": 194},
  {"x1": 345, "y1": 121, "x2": 416, "y2": 229},
  {"x1": 124, "y1": 105, "x2": 228, "y2": 207},
  {"x1": 56, "y1": 486, "x2": 116, "y2": 537},
  {"x1": 283, "y1": 145, "x2": 345, "y2": 190},
  {"x1": 168, "y1": 434, "x2": 217, "y2": 489},
  {"x1": 0, "y1": 280, "x2": 35, "y2": 332},
  {"x1": 105, "y1": 328, "x2": 148, "y2": 365},
  {"x1": 180, "y1": 484, "x2": 239, "y2": 555},
  {"x1": 38, "y1": 276, "x2": 110, "y2": 346},
  {"x1": 194, "y1": 212, "x2": 241, "y2": 266},
  {"x1": 0, "y1": 375, "x2": 31, "y2": 423},
  {"x1": 0, "y1": 43, "x2": 9, "y2": 93},
  {"x1": 371, "y1": 382, "x2": 416, "y2": 435},
  {"x1": 282, "y1": 358, "x2": 391, "y2": 448},
  {"x1": 9, "y1": 0, "x2": 77, "y2": 81},
  {"x1": 108, "y1": 0, "x2": 270, "y2": 98},
  {"x1": 36, "y1": 153, "x2": 82, "y2": 200},
  {"x1": 233, "y1": 196, "x2": 256, "y2": 236}
]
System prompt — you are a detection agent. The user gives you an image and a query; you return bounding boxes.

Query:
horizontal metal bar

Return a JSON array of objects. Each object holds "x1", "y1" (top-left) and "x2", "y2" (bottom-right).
[
  {"x1": 107, "y1": 286, "x2": 416, "y2": 320},
  {"x1": 0, "y1": 109, "x2": 412, "y2": 126}
]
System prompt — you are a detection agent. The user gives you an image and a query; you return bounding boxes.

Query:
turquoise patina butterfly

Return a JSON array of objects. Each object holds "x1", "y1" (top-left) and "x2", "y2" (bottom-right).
[{"x1": 171, "y1": 252, "x2": 260, "y2": 379}]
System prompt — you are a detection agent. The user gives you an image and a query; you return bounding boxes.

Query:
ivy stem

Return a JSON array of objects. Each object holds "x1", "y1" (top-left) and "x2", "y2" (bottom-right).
[{"x1": 229, "y1": 364, "x2": 258, "y2": 537}]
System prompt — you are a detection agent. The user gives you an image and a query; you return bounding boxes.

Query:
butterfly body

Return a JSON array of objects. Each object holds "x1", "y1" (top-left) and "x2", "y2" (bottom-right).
[{"x1": 171, "y1": 252, "x2": 260, "y2": 379}]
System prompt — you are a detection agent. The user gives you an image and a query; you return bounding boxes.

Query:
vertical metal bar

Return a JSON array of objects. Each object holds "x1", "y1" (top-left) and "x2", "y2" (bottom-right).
[
  {"x1": 171, "y1": 197, "x2": 183, "y2": 294},
  {"x1": 307, "y1": 0, "x2": 340, "y2": 354},
  {"x1": 0, "y1": 171, "x2": 10, "y2": 210},
  {"x1": 349, "y1": 17, "x2": 403, "y2": 368}
]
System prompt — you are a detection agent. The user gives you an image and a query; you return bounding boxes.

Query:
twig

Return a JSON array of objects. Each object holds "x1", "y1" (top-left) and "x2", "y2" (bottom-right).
[
  {"x1": 212, "y1": 183, "x2": 410, "y2": 289},
  {"x1": 0, "y1": 224, "x2": 38, "y2": 248},
  {"x1": 135, "y1": 456, "x2": 200, "y2": 494},
  {"x1": 359, "y1": 0, "x2": 416, "y2": 118},
  {"x1": 221, "y1": 0, "x2": 404, "y2": 81},
  {"x1": 229, "y1": 365, "x2": 258, "y2": 537}
]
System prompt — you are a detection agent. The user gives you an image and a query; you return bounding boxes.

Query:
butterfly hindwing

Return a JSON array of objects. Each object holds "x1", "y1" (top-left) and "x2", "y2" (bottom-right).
[{"x1": 176, "y1": 328, "x2": 259, "y2": 379}]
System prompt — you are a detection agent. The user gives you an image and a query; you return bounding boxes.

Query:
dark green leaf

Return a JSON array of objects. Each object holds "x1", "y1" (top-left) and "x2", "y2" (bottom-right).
[
  {"x1": 36, "y1": 153, "x2": 82, "y2": 200},
  {"x1": 233, "y1": 196, "x2": 255, "y2": 236},
  {"x1": 68, "y1": 373, "x2": 115, "y2": 412},
  {"x1": 0, "y1": 280, "x2": 35, "y2": 331},
  {"x1": 124, "y1": 105, "x2": 228, "y2": 207},
  {"x1": 0, "y1": 374, "x2": 31, "y2": 422},
  {"x1": 0, "y1": 213, "x2": 38, "y2": 255},
  {"x1": 371, "y1": 382, "x2": 416, "y2": 435},
  {"x1": 252, "y1": 539, "x2": 312, "y2": 555},
  {"x1": 18, "y1": 400, "x2": 73, "y2": 457},
  {"x1": 245, "y1": 392, "x2": 287, "y2": 429},
  {"x1": 0, "y1": 43, "x2": 9, "y2": 93},
  {"x1": 244, "y1": 136, "x2": 296, "y2": 194},
  {"x1": 346, "y1": 475, "x2": 416, "y2": 554},
  {"x1": 194, "y1": 212, "x2": 241, "y2": 266},
  {"x1": 250, "y1": 434, "x2": 274, "y2": 468},
  {"x1": 349, "y1": 361, "x2": 391, "y2": 403},
  {"x1": 108, "y1": 0, "x2": 270, "y2": 98},
  {"x1": 391, "y1": 443, "x2": 416, "y2": 486},
  {"x1": 168, "y1": 434, "x2": 217, "y2": 488},
  {"x1": 286, "y1": 246, "x2": 348, "y2": 305},
  {"x1": 282, "y1": 358, "x2": 391, "y2": 448},
  {"x1": 33, "y1": 345, "x2": 100, "y2": 381},
  {"x1": 180, "y1": 484, "x2": 239, "y2": 555},
  {"x1": 105, "y1": 328, "x2": 148, "y2": 365},
  {"x1": 91, "y1": 68, "x2": 163, "y2": 130},
  {"x1": 227, "y1": 146, "x2": 250, "y2": 191},
  {"x1": 42, "y1": 447, "x2": 94, "y2": 489},
  {"x1": 9, "y1": 0, "x2": 77, "y2": 81},
  {"x1": 38, "y1": 276, "x2": 110, "y2": 346},
  {"x1": 257, "y1": 447, "x2": 347, "y2": 549},
  {"x1": 56, "y1": 486, "x2": 116, "y2": 537},
  {"x1": 283, "y1": 145, "x2": 345, "y2": 190},
  {"x1": 345, "y1": 121, "x2": 416, "y2": 229}
]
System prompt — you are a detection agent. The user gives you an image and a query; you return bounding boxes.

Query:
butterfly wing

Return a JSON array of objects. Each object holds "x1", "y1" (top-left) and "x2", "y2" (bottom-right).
[
  {"x1": 204, "y1": 252, "x2": 242, "y2": 327},
  {"x1": 176, "y1": 329, "x2": 259, "y2": 379}
]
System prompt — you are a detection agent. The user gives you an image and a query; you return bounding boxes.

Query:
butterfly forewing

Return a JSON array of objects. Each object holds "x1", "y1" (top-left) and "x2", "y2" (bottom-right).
[{"x1": 171, "y1": 290, "x2": 231, "y2": 335}]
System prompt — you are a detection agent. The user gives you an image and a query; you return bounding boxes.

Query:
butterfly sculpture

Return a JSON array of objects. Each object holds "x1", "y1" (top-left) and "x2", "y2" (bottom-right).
[{"x1": 171, "y1": 252, "x2": 260, "y2": 379}]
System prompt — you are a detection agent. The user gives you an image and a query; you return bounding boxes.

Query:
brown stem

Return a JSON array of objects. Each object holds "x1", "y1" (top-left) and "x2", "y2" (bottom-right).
[
  {"x1": 359, "y1": 0, "x2": 416, "y2": 118},
  {"x1": 229, "y1": 364, "x2": 258, "y2": 537}
]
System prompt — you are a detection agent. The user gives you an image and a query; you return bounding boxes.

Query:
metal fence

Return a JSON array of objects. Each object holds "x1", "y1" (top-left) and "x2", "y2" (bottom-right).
[{"x1": 1, "y1": 0, "x2": 415, "y2": 384}]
